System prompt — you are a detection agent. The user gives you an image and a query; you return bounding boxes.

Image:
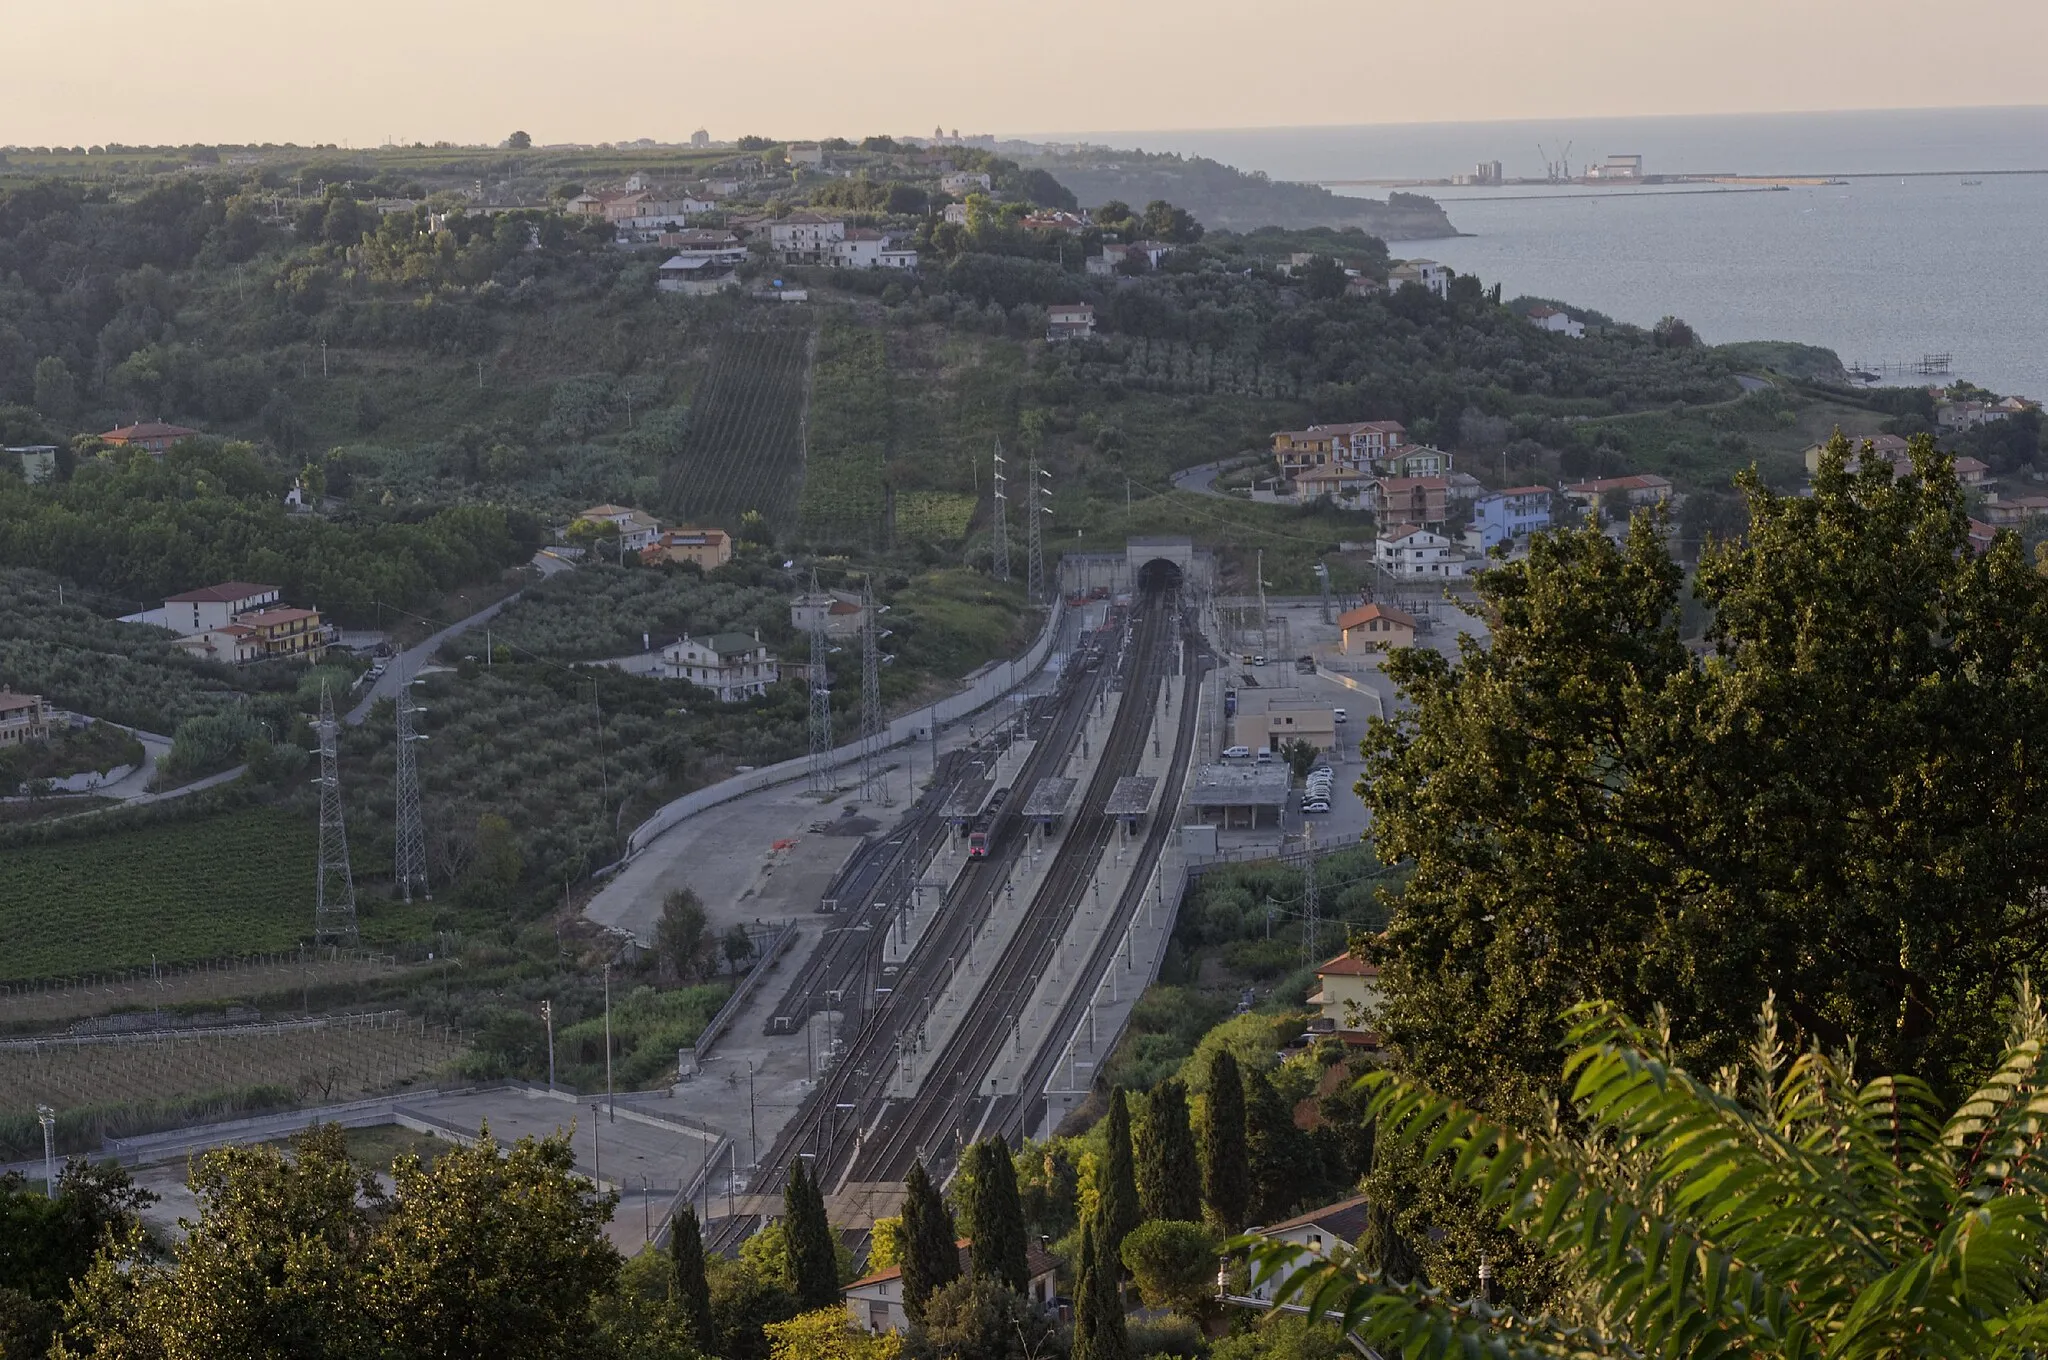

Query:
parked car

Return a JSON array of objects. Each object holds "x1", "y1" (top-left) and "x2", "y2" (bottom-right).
[
  {"x1": 1333, "y1": 708, "x2": 1347, "y2": 723},
  {"x1": 1253, "y1": 654, "x2": 1267, "y2": 666},
  {"x1": 1302, "y1": 799, "x2": 1332, "y2": 814},
  {"x1": 1222, "y1": 745, "x2": 1251, "y2": 759},
  {"x1": 1254, "y1": 749, "x2": 1275, "y2": 763}
]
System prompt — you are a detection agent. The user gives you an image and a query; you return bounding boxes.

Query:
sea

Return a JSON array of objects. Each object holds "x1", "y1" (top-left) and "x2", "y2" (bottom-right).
[{"x1": 1055, "y1": 107, "x2": 2048, "y2": 398}]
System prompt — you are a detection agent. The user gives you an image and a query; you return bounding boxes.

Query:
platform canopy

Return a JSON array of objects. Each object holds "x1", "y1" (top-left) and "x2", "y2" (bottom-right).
[
  {"x1": 1105, "y1": 775, "x2": 1158, "y2": 819},
  {"x1": 941, "y1": 776, "x2": 997, "y2": 824},
  {"x1": 1187, "y1": 764, "x2": 1291, "y2": 809},
  {"x1": 1022, "y1": 776, "x2": 1078, "y2": 820}
]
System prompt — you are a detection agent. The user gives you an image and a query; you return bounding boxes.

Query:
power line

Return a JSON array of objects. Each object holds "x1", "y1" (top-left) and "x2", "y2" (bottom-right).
[{"x1": 314, "y1": 682, "x2": 359, "y2": 946}]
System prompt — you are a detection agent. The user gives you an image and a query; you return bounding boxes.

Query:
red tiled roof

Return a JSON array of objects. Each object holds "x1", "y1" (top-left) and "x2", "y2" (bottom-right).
[
  {"x1": 1337, "y1": 603, "x2": 1415, "y2": 631},
  {"x1": 234, "y1": 608, "x2": 319, "y2": 626},
  {"x1": 103, "y1": 421, "x2": 201, "y2": 442},
  {"x1": 846, "y1": 1239, "x2": 1058, "y2": 1291},
  {"x1": 1316, "y1": 951, "x2": 1381, "y2": 977}
]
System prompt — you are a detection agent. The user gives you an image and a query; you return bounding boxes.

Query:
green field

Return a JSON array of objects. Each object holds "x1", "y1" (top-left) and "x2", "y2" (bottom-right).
[{"x1": 0, "y1": 806, "x2": 317, "y2": 982}]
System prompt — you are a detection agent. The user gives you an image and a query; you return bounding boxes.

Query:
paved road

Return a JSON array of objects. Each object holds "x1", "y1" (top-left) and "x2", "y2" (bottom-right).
[{"x1": 345, "y1": 590, "x2": 526, "y2": 726}]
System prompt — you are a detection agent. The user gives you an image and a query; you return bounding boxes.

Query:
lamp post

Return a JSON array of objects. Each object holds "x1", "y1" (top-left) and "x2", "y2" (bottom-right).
[
  {"x1": 604, "y1": 962, "x2": 615, "y2": 1122},
  {"x1": 540, "y1": 1000, "x2": 556, "y2": 1089},
  {"x1": 36, "y1": 1105, "x2": 56, "y2": 1199}
]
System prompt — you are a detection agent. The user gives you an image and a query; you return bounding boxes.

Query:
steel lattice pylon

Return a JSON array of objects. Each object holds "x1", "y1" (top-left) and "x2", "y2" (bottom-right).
[
  {"x1": 1026, "y1": 452, "x2": 1048, "y2": 603},
  {"x1": 990, "y1": 442, "x2": 1010, "y2": 582},
  {"x1": 393, "y1": 667, "x2": 430, "y2": 904},
  {"x1": 807, "y1": 569, "x2": 835, "y2": 794},
  {"x1": 314, "y1": 682, "x2": 359, "y2": 945},
  {"x1": 858, "y1": 575, "x2": 883, "y2": 800}
]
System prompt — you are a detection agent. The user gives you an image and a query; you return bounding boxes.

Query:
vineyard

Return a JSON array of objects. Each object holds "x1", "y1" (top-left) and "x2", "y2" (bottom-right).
[
  {"x1": 0, "y1": 1011, "x2": 463, "y2": 1155},
  {"x1": 798, "y1": 319, "x2": 893, "y2": 548},
  {"x1": 0, "y1": 806, "x2": 316, "y2": 983},
  {"x1": 657, "y1": 315, "x2": 817, "y2": 534},
  {"x1": 0, "y1": 949, "x2": 401, "y2": 1029}
]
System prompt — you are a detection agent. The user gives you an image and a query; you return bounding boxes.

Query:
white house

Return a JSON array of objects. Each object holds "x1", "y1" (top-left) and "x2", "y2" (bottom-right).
[
  {"x1": 768, "y1": 212, "x2": 846, "y2": 263},
  {"x1": 1525, "y1": 305, "x2": 1585, "y2": 338},
  {"x1": 661, "y1": 631, "x2": 780, "y2": 701},
  {"x1": 942, "y1": 203, "x2": 970, "y2": 225},
  {"x1": 829, "y1": 229, "x2": 918, "y2": 270},
  {"x1": 1046, "y1": 303, "x2": 1096, "y2": 342},
  {"x1": 1376, "y1": 525, "x2": 1466, "y2": 579},
  {"x1": 939, "y1": 171, "x2": 992, "y2": 195},
  {"x1": 1243, "y1": 1196, "x2": 1374, "y2": 1305},
  {"x1": 1387, "y1": 259, "x2": 1450, "y2": 298},
  {"x1": 163, "y1": 582, "x2": 283, "y2": 635},
  {"x1": 789, "y1": 144, "x2": 826, "y2": 167},
  {"x1": 578, "y1": 504, "x2": 662, "y2": 551},
  {"x1": 844, "y1": 1240, "x2": 1058, "y2": 1334}
]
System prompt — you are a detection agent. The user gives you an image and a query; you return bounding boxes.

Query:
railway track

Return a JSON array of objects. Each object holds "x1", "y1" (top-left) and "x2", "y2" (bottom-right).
[
  {"x1": 705, "y1": 608, "x2": 1130, "y2": 1252},
  {"x1": 843, "y1": 589, "x2": 1181, "y2": 1184}
]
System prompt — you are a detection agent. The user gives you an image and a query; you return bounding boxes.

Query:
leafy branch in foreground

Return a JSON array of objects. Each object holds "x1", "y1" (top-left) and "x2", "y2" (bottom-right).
[{"x1": 1246, "y1": 985, "x2": 2048, "y2": 1358}]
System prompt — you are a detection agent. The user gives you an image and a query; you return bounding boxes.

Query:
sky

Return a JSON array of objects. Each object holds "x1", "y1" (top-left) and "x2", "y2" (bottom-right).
[{"x1": 11, "y1": 0, "x2": 2048, "y2": 150}]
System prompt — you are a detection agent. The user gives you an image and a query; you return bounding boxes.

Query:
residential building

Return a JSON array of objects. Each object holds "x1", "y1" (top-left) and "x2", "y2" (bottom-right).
[
  {"x1": 790, "y1": 590, "x2": 866, "y2": 637},
  {"x1": 1446, "y1": 471, "x2": 1486, "y2": 505},
  {"x1": 656, "y1": 229, "x2": 747, "y2": 264},
  {"x1": 1269, "y1": 428, "x2": 1341, "y2": 479},
  {"x1": 164, "y1": 582, "x2": 283, "y2": 634},
  {"x1": 1020, "y1": 210, "x2": 1088, "y2": 233},
  {"x1": 661, "y1": 631, "x2": 779, "y2": 701},
  {"x1": 767, "y1": 212, "x2": 846, "y2": 263},
  {"x1": 7, "y1": 445, "x2": 57, "y2": 484},
  {"x1": 942, "y1": 203, "x2": 970, "y2": 225},
  {"x1": 1474, "y1": 485, "x2": 1554, "y2": 550},
  {"x1": 641, "y1": 526, "x2": 733, "y2": 571},
  {"x1": 1386, "y1": 259, "x2": 1449, "y2": 298},
  {"x1": 1525, "y1": 304, "x2": 1585, "y2": 338},
  {"x1": 1953, "y1": 456, "x2": 1993, "y2": 488},
  {"x1": 1376, "y1": 524, "x2": 1465, "y2": 578},
  {"x1": 1969, "y1": 518, "x2": 1998, "y2": 554},
  {"x1": 1337, "y1": 602, "x2": 1416, "y2": 652},
  {"x1": 1293, "y1": 465, "x2": 1372, "y2": 504},
  {"x1": 1270, "y1": 421, "x2": 1410, "y2": 480},
  {"x1": 1562, "y1": 474, "x2": 1674, "y2": 513},
  {"x1": 1045, "y1": 303, "x2": 1096, "y2": 342},
  {"x1": 938, "y1": 171, "x2": 992, "y2": 195},
  {"x1": 1310, "y1": 950, "x2": 1382, "y2": 1034},
  {"x1": 844, "y1": 1240, "x2": 1058, "y2": 1334},
  {"x1": 789, "y1": 144, "x2": 826, "y2": 167},
  {"x1": 829, "y1": 229, "x2": 917, "y2": 269},
  {"x1": 1089, "y1": 239, "x2": 1174, "y2": 276},
  {"x1": 175, "y1": 623, "x2": 263, "y2": 665},
  {"x1": 1803, "y1": 434, "x2": 1909, "y2": 476},
  {"x1": 1379, "y1": 446, "x2": 1450, "y2": 479},
  {"x1": 578, "y1": 504, "x2": 662, "y2": 551},
  {"x1": 1979, "y1": 494, "x2": 2048, "y2": 527},
  {"x1": 100, "y1": 421, "x2": 201, "y2": 455},
  {"x1": 228, "y1": 607, "x2": 328, "y2": 662},
  {"x1": 0, "y1": 690, "x2": 50, "y2": 747},
  {"x1": 1243, "y1": 1196, "x2": 1374, "y2": 1305},
  {"x1": 1371, "y1": 476, "x2": 1451, "y2": 529}
]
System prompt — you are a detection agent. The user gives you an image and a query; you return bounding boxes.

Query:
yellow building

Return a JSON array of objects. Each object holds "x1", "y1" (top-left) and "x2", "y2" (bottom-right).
[
  {"x1": 1337, "y1": 601, "x2": 1416, "y2": 652},
  {"x1": 641, "y1": 526, "x2": 733, "y2": 570},
  {"x1": 232, "y1": 607, "x2": 328, "y2": 661},
  {"x1": 1310, "y1": 951, "x2": 1382, "y2": 1035},
  {"x1": 1233, "y1": 699, "x2": 1337, "y2": 756},
  {"x1": 0, "y1": 690, "x2": 50, "y2": 747}
]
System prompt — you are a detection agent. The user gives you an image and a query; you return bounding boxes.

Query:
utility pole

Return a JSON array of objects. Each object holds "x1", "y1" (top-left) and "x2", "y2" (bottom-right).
[
  {"x1": 393, "y1": 667, "x2": 429, "y2": 903},
  {"x1": 313, "y1": 683, "x2": 359, "y2": 946},
  {"x1": 1300, "y1": 825, "x2": 1320, "y2": 962},
  {"x1": 990, "y1": 442, "x2": 1011, "y2": 582},
  {"x1": 541, "y1": 1000, "x2": 556, "y2": 1089},
  {"x1": 1315, "y1": 560, "x2": 1333, "y2": 626},
  {"x1": 36, "y1": 1105, "x2": 55, "y2": 1199},
  {"x1": 807, "y1": 568, "x2": 834, "y2": 794},
  {"x1": 859, "y1": 574, "x2": 883, "y2": 800},
  {"x1": 1256, "y1": 549, "x2": 1269, "y2": 653},
  {"x1": 1027, "y1": 453, "x2": 1049, "y2": 604},
  {"x1": 604, "y1": 961, "x2": 615, "y2": 1122}
]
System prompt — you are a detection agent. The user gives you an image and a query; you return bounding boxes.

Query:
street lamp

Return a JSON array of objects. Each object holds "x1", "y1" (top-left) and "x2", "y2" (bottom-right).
[
  {"x1": 36, "y1": 1105, "x2": 56, "y2": 1199},
  {"x1": 540, "y1": 1000, "x2": 556, "y2": 1089}
]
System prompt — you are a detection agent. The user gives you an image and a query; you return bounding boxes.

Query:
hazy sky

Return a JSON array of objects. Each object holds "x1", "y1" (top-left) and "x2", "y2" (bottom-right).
[{"x1": 12, "y1": 0, "x2": 2048, "y2": 149}]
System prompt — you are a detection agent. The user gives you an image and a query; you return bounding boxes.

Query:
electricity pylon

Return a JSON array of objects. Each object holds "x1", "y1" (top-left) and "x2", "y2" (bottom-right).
[
  {"x1": 393, "y1": 667, "x2": 429, "y2": 903},
  {"x1": 990, "y1": 442, "x2": 1011, "y2": 582},
  {"x1": 859, "y1": 575, "x2": 883, "y2": 800},
  {"x1": 1299, "y1": 824, "x2": 1320, "y2": 963},
  {"x1": 1027, "y1": 453, "x2": 1050, "y2": 603},
  {"x1": 314, "y1": 682, "x2": 359, "y2": 945},
  {"x1": 807, "y1": 569, "x2": 834, "y2": 793}
]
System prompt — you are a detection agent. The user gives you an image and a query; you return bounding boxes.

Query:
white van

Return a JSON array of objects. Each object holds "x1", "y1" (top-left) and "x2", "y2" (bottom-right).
[
  {"x1": 1222, "y1": 745, "x2": 1251, "y2": 759},
  {"x1": 1254, "y1": 749, "x2": 1275, "y2": 764}
]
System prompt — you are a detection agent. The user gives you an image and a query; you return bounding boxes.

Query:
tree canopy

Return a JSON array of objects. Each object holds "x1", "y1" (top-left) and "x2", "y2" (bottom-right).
[{"x1": 1363, "y1": 433, "x2": 2048, "y2": 1113}]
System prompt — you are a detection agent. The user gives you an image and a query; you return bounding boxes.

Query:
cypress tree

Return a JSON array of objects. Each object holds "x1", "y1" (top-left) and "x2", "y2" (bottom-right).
[
  {"x1": 1243, "y1": 1063, "x2": 1320, "y2": 1225},
  {"x1": 1200, "y1": 1049, "x2": 1250, "y2": 1231},
  {"x1": 785, "y1": 1160, "x2": 840, "y2": 1309},
  {"x1": 1097, "y1": 1088, "x2": 1140, "y2": 1261},
  {"x1": 900, "y1": 1160, "x2": 959, "y2": 1323},
  {"x1": 670, "y1": 1203, "x2": 713, "y2": 1347},
  {"x1": 1136, "y1": 1079, "x2": 1202, "y2": 1223},
  {"x1": 1070, "y1": 1218, "x2": 1132, "y2": 1360},
  {"x1": 965, "y1": 1136, "x2": 1028, "y2": 1292}
]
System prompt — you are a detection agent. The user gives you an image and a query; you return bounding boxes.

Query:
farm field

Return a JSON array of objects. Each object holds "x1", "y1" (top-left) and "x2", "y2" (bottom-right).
[
  {"x1": 2, "y1": 1011, "x2": 463, "y2": 1129},
  {"x1": 658, "y1": 315, "x2": 817, "y2": 534},
  {"x1": 0, "y1": 949, "x2": 405, "y2": 1030},
  {"x1": 0, "y1": 806, "x2": 317, "y2": 983}
]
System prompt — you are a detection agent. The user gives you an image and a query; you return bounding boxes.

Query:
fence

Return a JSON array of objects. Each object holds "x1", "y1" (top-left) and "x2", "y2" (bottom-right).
[
  {"x1": 0, "y1": 947, "x2": 401, "y2": 1006},
  {"x1": 691, "y1": 920, "x2": 799, "y2": 1067}
]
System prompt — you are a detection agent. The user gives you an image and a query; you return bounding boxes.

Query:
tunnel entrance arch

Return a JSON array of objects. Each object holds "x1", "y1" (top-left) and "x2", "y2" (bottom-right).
[{"x1": 1136, "y1": 557, "x2": 1184, "y2": 593}]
